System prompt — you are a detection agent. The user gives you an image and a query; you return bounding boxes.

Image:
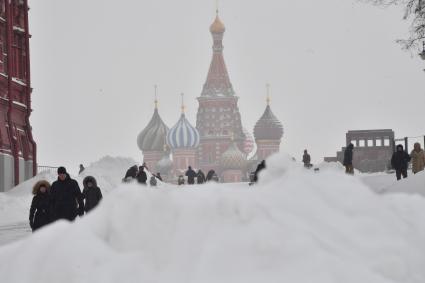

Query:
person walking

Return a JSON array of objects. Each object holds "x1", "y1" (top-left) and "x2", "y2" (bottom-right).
[
  {"x1": 197, "y1": 169, "x2": 206, "y2": 184},
  {"x1": 29, "y1": 180, "x2": 51, "y2": 231},
  {"x1": 123, "y1": 165, "x2": 138, "y2": 182},
  {"x1": 302, "y1": 150, "x2": 312, "y2": 168},
  {"x1": 82, "y1": 176, "x2": 103, "y2": 213},
  {"x1": 391, "y1": 144, "x2": 411, "y2": 180},
  {"x1": 410, "y1": 142, "x2": 425, "y2": 174},
  {"x1": 185, "y1": 166, "x2": 197, "y2": 185},
  {"x1": 137, "y1": 166, "x2": 148, "y2": 185},
  {"x1": 50, "y1": 167, "x2": 84, "y2": 221},
  {"x1": 206, "y1": 170, "x2": 215, "y2": 182},
  {"x1": 78, "y1": 164, "x2": 85, "y2": 175},
  {"x1": 343, "y1": 143, "x2": 354, "y2": 175}
]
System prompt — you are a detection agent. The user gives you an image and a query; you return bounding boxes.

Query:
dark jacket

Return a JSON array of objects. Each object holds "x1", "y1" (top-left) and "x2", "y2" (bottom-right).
[
  {"x1": 50, "y1": 174, "x2": 84, "y2": 221},
  {"x1": 254, "y1": 160, "x2": 266, "y2": 182},
  {"x1": 185, "y1": 168, "x2": 197, "y2": 184},
  {"x1": 137, "y1": 171, "x2": 147, "y2": 184},
  {"x1": 343, "y1": 144, "x2": 354, "y2": 166},
  {"x1": 82, "y1": 176, "x2": 103, "y2": 213},
  {"x1": 29, "y1": 193, "x2": 51, "y2": 231},
  {"x1": 391, "y1": 148, "x2": 411, "y2": 170},
  {"x1": 124, "y1": 165, "x2": 138, "y2": 180},
  {"x1": 302, "y1": 153, "x2": 311, "y2": 165},
  {"x1": 206, "y1": 170, "x2": 215, "y2": 182},
  {"x1": 197, "y1": 170, "x2": 206, "y2": 184}
]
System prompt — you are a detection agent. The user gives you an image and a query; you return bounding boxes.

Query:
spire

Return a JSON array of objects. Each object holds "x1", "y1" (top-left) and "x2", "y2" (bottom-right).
[
  {"x1": 154, "y1": 84, "x2": 158, "y2": 109},
  {"x1": 180, "y1": 93, "x2": 185, "y2": 114},
  {"x1": 266, "y1": 83, "x2": 271, "y2": 106}
]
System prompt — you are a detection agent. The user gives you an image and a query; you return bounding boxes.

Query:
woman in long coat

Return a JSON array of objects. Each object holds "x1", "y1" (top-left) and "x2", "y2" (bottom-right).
[
  {"x1": 82, "y1": 176, "x2": 103, "y2": 213},
  {"x1": 29, "y1": 180, "x2": 51, "y2": 231}
]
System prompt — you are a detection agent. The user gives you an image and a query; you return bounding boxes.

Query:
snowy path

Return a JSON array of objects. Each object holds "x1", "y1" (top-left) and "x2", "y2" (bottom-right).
[{"x1": 0, "y1": 222, "x2": 31, "y2": 246}]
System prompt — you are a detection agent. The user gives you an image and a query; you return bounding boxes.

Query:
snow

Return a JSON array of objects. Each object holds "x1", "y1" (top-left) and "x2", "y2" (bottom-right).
[{"x1": 0, "y1": 154, "x2": 424, "y2": 283}]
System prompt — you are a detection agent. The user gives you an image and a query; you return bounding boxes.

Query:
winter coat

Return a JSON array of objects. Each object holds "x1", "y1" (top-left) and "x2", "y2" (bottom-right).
[
  {"x1": 29, "y1": 181, "x2": 52, "y2": 231},
  {"x1": 391, "y1": 151, "x2": 411, "y2": 170},
  {"x1": 137, "y1": 171, "x2": 147, "y2": 184},
  {"x1": 206, "y1": 170, "x2": 215, "y2": 182},
  {"x1": 302, "y1": 153, "x2": 311, "y2": 165},
  {"x1": 410, "y1": 149, "x2": 425, "y2": 173},
  {"x1": 185, "y1": 169, "x2": 197, "y2": 185},
  {"x1": 124, "y1": 166, "x2": 138, "y2": 180},
  {"x1": 197, "y1": 171, "x2": 206, "y2": 184},
  {"x1": 82, "y1": 176, "x2": 102, "y2": 213},
  {"x1": 343, "y1": 145, "x2": 353, "y2": 166},
  {"x1": 50, "y1": 174, "x2": 84, "y2": 221}
]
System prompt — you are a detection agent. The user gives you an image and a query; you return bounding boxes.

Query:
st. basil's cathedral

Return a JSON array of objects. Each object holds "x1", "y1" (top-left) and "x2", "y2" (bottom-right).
[{"x1": 137, "y1": 12, "x2": 283, "y2": 183}]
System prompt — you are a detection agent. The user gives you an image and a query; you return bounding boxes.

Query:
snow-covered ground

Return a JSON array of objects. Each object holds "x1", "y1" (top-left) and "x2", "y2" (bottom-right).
[{"x1": 0, "y1": 154, "x2": 424, "y2": 283}]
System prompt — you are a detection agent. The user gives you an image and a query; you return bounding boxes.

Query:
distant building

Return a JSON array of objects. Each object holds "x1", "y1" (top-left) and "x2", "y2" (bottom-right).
[
  {"x1": 325, "y1": 129, "x2": 395, "y2": 173},
  {"x1": 0, "y1": 1, "x2": 36, "y2": 192}
]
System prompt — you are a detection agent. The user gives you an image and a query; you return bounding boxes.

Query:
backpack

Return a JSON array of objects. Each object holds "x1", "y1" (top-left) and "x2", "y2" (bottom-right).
[{"x1": 150, "y1": 176, "x2": 157, "y2": 186}]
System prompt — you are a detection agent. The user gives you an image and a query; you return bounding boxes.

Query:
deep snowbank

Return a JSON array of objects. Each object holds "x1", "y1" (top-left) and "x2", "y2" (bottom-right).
[{"x1": 0, "y1": 153, "x2": 424, "y2": 283}]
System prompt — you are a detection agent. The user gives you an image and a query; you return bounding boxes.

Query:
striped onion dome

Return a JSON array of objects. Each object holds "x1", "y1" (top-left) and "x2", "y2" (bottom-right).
[
  {"x1": 137, "y1": 108, "x2": 169, "y2": 152},
  {"x1": 254, "y1": 105, "x2": 284, "y2": 141},
  {"x1": 242, "y1": 128, "x2": 255, "y2": 154},
  {"x1": 166, "y1": 113, "x2": 200, "y2": 149},
  {"x1": 220, "y1": 142, "x2": 247, "y2": 170}
]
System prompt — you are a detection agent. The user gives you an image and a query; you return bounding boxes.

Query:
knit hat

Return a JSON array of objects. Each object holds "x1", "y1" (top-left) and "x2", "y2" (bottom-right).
[{"x1": 57, "y1": 166, "x2": 67, "y2": 174}]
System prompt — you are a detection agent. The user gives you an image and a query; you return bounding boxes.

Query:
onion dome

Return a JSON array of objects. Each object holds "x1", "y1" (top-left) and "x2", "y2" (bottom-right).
[
  {"x1": 137, "y1": 108, "x2": 169, "y2": 152},
  {"x1": 220, "y1": 142, "x2": 247, "y2": 170},
  {"x1": 210, "y1": 14, "x2": 225, "y2": 33},
  {"x1": 155, "y1": 154, "x2": 173, "y2": 175},
  {"x1": 167, "y1": 113, "x2": 200, "y2": 149},
  {"x1": 254, "y1": 104, "x2": 284, "y2": 141},
  {"x1": 242, "y1": 128, "x2": 255, "y2": 154}
]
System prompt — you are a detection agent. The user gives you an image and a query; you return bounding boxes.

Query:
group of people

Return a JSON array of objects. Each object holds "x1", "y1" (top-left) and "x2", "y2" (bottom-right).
[
  {"x1": 178, "y1": 166, "x2": 219, "y2": 185},
  {"x1": 29, "y1": 167, "x2": 102, "y2": 232},
  {"x1": 123, "y1": 164, "x2": 163, "y2": 186},
  {"x1": 342, "y1": 142, "x2": 425, "y2": 180}
]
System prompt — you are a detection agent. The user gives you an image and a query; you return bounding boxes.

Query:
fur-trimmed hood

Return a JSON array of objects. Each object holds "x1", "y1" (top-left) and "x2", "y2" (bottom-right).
[
  {"x1": 83, "y1": 176, "x2": 98, "y2": 189},
  {"x1": 32, "y1": 180, "x2": 51, "y2": 195}
]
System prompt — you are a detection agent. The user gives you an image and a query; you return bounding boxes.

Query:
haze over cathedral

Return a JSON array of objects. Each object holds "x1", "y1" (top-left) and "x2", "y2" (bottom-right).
[{"x1": 28, "y1": 0, "x2": 424, "y2": 174}]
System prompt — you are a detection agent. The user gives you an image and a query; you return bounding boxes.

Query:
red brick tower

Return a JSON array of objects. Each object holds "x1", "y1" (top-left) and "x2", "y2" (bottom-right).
[
  {"x1": 0, "y1": 0, "x2": 36, "y2": 192},
  {"x1": 196, "y1": 11, "x2": 244, "y2": 174}
]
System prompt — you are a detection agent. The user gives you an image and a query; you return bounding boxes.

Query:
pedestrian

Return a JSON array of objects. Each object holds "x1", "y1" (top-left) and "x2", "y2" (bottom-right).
[
  {"x1": 123, "y1": 165, "x2": 138, "y2": 182},
  {"x1": 136, "y1": 166, "x2": 147, "y2": 185},
  {"x1": 343, "y1": 143, "x2": 354, "y2": 175},
  {"x1": 391, "y1": 144, "x2": 412, "y2": 180},
  {"x1": 150, "y1": 176, "x2": 157, "y2": 186},
  {"x1": 410, "y1": 142, "x2": 425, "y2": 174},
  {"x1": 197, "y1": 169, "x2": 206, "y2": 184},
  {"x1": 206, "y1": 170, "x2": 215, "y2": 182},
  {"x1": 50, "y1": 167, "x2": 84, "y2": 221},
  {"x1": 178, "y1": 175, "x2": 185, "y2": 185},
  {"x1": 82, "y1": 176, "x2": 102, "y2": 213},
  {"x1": 302, "y1": 150, "x2": 312, "y2": 168},
  {"x1": 185, "y1": 166, "x2": 197, "y2": 185},
  {"x1": 253, "y1": 160, "x2": 266, "y2": 182},
  {"x1": 155, "y1": 172, "x2": 163, "y2": 181},
  {"x1": 79, "y1": 164, "x2": 85, "y2": 175},
  {"x1": 29, "y1": 180, "x2": 51, "y2": 231}
]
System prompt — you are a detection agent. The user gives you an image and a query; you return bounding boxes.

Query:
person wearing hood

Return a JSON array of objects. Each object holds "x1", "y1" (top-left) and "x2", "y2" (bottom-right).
[
  {"x1": 410, "y1": 142, "x2": 425, "y2": 174},
  {"x1": 185, "y1": 166, "x2": 197, "y2": 185},
  {"x1": 197, "y1": 170, "x2": 206, "y2": 184},
  {"x1": 391, "y1": 144, "x2": 412, "y2": 180},
  {"x1": 29, "y1": 180, "x2": 51, "y2": 231},
  {"x1": 50, "y1": 167, "x2": 84, "y2": 221},
  {"x1": 343, "y1": 143, "x2": 354, "y2": 175},
  {"x1": 82, "y1": 176, "x2": 103, "y2": 213}
]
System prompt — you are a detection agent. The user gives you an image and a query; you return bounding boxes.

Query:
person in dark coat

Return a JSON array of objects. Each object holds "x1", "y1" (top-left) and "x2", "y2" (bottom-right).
[
  {"x1": 137, "y1": 166, "x2": 147, "y2": 185},
  {"x1": 206, "y1": 170, "x2": 215, "y2": 182},
  {"x1": 343, "y1": 143, "x2": 354, "y2": 175},
  {"x1": 391, "y1": 144, "x2": 412, "y2": 180},
  {"x1": 197, "y1": 170, "x2": 206, "y2": 184},
  {"x1": 253, "y1": 160, "x2": 266, "y2": 183},
  {"x1": 29, "y1": 180, "x2": 51, "y2": 231},
  {"x1": 50, "y1": 167, "x2": 84, "y2": 221},
  {"x1": 185, "y1": 166, "x2": 197, "y2": 185},
  {"x1": 123, "y1": 165, "x2": 138, "y2": 182},
  {"x1": 82, "y1": 176, "x2": 103, "y2": 213},
  {"x1": 302, "y1": 150, "x2": 312, "y2": 168},
  {"x1": 78, "y1": 164, "x2": 85, "y2": 175}
]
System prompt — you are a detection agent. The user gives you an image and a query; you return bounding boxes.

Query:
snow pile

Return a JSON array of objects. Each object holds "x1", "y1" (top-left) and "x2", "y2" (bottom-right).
[
  {"x1": 376, "y1": 170, "x2": 425, "y2": 196},
  {"x1": 0, "y1": 153, "x2": 425, "y2": 282}
]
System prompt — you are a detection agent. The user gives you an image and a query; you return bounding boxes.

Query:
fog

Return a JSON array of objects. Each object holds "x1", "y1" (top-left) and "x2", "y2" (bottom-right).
[{"x1": 28, "y1": 0, "x2": 424, "y2": 174}]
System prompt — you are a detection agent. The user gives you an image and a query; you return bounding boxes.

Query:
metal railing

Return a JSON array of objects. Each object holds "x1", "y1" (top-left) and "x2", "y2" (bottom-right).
[{"x1": 37, "y1": 165, "x2": 58, "y2": 175}]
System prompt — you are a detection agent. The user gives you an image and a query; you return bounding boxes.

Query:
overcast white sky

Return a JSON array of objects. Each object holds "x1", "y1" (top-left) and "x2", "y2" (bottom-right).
[{"x1": 27, "y1": 0, "x2": 424, "y2": 174}]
